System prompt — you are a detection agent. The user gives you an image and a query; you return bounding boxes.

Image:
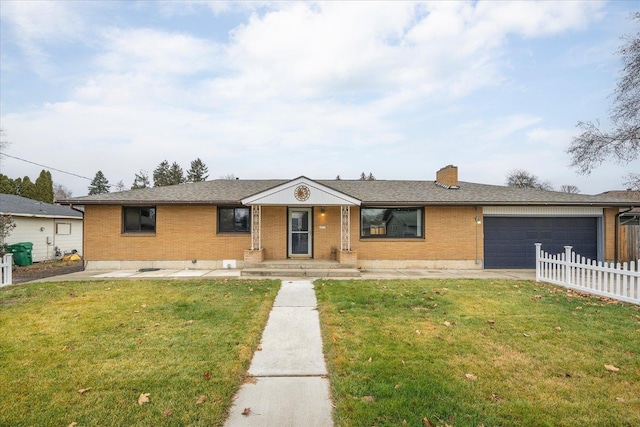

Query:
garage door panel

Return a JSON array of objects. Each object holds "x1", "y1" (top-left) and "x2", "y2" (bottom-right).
[{"x1": 484, "y1": 217, "x2": 598, "y2": 269}]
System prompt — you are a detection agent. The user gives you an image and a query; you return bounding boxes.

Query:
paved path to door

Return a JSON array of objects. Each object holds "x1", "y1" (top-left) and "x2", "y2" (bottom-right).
[{"x1": 224, "y1": 280, "x2": 333, "y2": 427}]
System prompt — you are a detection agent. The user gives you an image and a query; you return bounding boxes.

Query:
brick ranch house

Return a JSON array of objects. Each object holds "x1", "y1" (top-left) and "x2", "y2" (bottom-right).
[{"x1": 60, "y1": 165, "x2": 636, "y2": 271}]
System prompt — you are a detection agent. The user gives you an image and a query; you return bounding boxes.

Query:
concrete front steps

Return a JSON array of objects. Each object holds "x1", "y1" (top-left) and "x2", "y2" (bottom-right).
[{"x1": 241, "y1": 260, "x2": 361, "y2": 278}]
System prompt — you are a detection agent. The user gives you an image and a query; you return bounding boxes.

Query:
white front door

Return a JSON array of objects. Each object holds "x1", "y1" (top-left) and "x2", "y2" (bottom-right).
[{"x1": 288, "y1": 208, "x2": 312, "y2": 257}]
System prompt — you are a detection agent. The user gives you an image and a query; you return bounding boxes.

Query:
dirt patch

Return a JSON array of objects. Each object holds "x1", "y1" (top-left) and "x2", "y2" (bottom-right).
[{"x1": 11, "y1": 260, "x2": 83, "y2": 284}]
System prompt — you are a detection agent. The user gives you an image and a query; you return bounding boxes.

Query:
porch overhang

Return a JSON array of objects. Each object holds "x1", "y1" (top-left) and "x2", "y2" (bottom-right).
[{"x1": 241, "y1": 176, "x2": 361, "y2": 206}]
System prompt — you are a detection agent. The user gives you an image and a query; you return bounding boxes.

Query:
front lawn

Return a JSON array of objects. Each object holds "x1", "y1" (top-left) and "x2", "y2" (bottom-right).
[
  {"x1": 0, "y1": 279, "x2": 279, "y2": 426},
  {"x1": 316, "y1": 279, "x2": 640, "y2": 427}
]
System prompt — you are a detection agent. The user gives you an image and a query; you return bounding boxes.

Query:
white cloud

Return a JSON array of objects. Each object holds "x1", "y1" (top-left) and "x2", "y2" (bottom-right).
[
  {"x1": 0, "y1": 0, "x2": 625, "y2": 196},
  {"x1": 0, "y1": 0, "x2": 86, "y2": 74},
  {"x1": 97, "y1": 27, "x2": 223, "y2": 76}
]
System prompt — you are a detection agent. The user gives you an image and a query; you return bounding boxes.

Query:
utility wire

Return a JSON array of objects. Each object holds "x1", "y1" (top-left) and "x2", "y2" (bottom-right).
[{"x1": 0, "y1": 152, "x2": 92, "y2": 181}]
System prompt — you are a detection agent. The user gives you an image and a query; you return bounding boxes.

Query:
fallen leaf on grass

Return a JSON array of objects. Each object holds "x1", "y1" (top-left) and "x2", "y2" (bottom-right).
[
  {"x1": 138, "y1": 393, "x2": 150, "y2": 405},
  {"x1": 444, "y1": 321, "x2": 452, "y2": 327},
  {"x1": 523, "y1": 333, "x2": 530, "y2": 337},
  {"x1": 487, "y1": 319, "x2": 495, "y2": 324},
  {"x1": 367, "y1": 357, "x2": 372, "y2": 363},
  {"x1": 186, "y1": 320, "x2": 194, "y2": 325},
  {"x1": 423, "y1": 417, "x2": 436, "y2": 427},
  {"x1": 203, "y1": 372, "x2": 211, "y2": 381},
  {"x1": 395, "y1": 383, "x2": 401, "y2": 389},
  {"x1": 465, "y1": 373, "x2": 477, "y2": 381},
  {"x1": 492, "y1": 393, "x2": 503, "y2": 401},
  {"x1": 361, "y1": 395, "x2": 375, "y2": 402},
  {"x1": 68, "y1": 423, "x2": 78, "y2": 427},
  {"x1": 554, "y1": 327, "x2": 562, "y2": 331},
  {"x1": 163, "y1": 408, "x2": 173, "y2": 417},
  {"x1": 77, "y1": 387, "x2": 91, "y2": 394},
  {"x1": 196, "y1": 395, "x2": 207, "y2": 404},
  {"x1": 605, "y1": 364, "x2": 620, "y2": 372},
  {"x1": 616, "y1": 397, "x2": 625, "y2": 403},
  {"x1": 242, "y1": 407, "x2": 251, "y2": 416},
  {"x1": 141, "y1": 304, "x2": 147, "y2": 308}
]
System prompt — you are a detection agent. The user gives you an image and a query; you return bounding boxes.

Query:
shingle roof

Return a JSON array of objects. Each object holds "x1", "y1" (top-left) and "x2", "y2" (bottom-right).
[
  {"x1": 59, "y1": 178, "x2": 638, "y2": 207},
  {"x1": 0, "y1": 194, "x2": 83, "y2": 218}
]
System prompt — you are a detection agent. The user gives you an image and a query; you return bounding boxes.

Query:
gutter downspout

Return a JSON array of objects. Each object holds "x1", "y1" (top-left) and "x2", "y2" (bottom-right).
[
  {"x1": 69, "y1": 204, "x2": 86, "y2": 271},
  {"x1": 615, "y1": 206, "x2": 634, "y2": 263},
  {"x1": 475, "y1": 206, "x2": 481, "y2": 266}
]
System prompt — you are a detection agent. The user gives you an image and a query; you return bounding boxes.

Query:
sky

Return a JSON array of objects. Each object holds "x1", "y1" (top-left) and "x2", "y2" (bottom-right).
[{"x1": 0, "y1": 0, "x2": 638, "y2": 198}]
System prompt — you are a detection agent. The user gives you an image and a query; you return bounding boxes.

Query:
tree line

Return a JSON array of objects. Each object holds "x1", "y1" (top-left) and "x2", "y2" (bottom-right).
[
  {"x1": 0, "y1": 170, "x2": 56, "y2": 203},
  {"x1": 88, "y1": 158, "x2": 210, "y2": 195}
]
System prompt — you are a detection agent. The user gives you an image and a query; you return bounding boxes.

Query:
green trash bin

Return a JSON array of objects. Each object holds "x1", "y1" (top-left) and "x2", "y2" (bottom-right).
[{"x1": 7, "y1": 242, "x2": 33, "y2": 266}]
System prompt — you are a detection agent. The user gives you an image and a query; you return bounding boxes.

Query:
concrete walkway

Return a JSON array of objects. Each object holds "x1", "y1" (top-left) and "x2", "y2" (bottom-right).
[
  {"x1": 223, "y1": 280, "x2": 333, "y2": 427},
  {"x1": 28, "y1": 268, "x2": 536, "y2": 282}
]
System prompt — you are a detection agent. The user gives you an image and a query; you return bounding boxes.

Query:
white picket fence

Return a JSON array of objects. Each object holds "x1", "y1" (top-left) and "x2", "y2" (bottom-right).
[
  {"x1": 535, "y1": 243, "x2": 639, "y2": 305},
  {"x1": 1, "y1": 253, "x2": 13, "y2": 287}
]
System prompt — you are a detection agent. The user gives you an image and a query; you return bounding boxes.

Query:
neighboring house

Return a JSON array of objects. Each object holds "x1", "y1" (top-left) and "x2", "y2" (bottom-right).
[
  {"x1": 599, "y1": 190, "x2": 640, "y2": 263},
  {"x1": 0, "y1": 194, "x2": 83, "y2": 262},
  {"x1": 60, "y1": 165, "x2": 635, "y2": 270}
]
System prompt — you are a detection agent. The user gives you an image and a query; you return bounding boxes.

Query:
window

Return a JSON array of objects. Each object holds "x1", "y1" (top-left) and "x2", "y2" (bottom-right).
[
  {"x1": 218, "y1": 207, "x2": 250, "y2": 233},
  {"x1": 56, "y1": 223, "x2": 71, "y2": 235},
  {"x1": 123, "y1": 207, "x2": 156, "y2": 233},
  {"x1": 361, "y1": 207, "x2": 423, "y2": 238}
]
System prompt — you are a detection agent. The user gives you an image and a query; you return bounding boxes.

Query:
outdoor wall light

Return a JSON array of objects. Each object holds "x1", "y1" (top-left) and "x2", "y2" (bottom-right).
[
  {"x1": 321, "y1": 207, "x2": 326, "y2": 216},
  {"x1": 475, "y1": 217, "x2": 482, "y2": 224}
]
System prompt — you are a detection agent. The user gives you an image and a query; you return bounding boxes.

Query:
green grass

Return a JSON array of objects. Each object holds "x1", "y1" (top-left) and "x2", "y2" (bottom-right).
[
  {"x1": 316, "y1": 278, "x2": 640, "y2": 427},
  {"x1": 0, "y1": 279, "x2": 279, "y2": 426}
]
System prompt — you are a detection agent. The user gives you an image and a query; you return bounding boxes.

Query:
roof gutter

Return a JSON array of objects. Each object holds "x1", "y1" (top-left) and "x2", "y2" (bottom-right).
[{"x1": 59, "y1": 200, "x2": 240, "y2": 206}]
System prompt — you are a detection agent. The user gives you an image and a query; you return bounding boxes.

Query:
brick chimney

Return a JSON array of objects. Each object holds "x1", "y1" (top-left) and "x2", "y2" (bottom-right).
[{"x1": 435, "y1": 165, "x2": 459, "y2": 188}]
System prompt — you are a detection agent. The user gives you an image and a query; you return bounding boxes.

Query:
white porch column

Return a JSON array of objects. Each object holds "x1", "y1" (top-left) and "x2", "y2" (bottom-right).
[
  {"x1": 250, "y1": 205, "x2": 261, "y2": 250},
  {"x1": 340, "y1": 205, "x2": 351, "y2": 251}
]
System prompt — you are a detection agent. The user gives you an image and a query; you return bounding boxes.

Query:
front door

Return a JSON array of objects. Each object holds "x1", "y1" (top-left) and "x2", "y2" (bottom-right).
[{"x1": 288, "y1": 208, "x2": 312, "y2": 257}]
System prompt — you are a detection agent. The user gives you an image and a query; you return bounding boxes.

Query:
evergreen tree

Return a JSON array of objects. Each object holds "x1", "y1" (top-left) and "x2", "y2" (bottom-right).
[
  {"x1": 367, "y1": 172, "x2": 376, "y2": 181},
  {"x1": 153, "y1": 160, "x2": 171, "y2": 187},
  {"x1": 186, "y1": 158, "x2": 209, "y2": 182},
  {"x1": 131, "y1": 170, "x2": 150, "y2": 189},
  {"x1": 167, "y1": 162, "x2": 185, "y2": 185},
  {"x1": 88, "y1": 171, "x2": 110, "y2": 195},
  {"x1": 359, "y1": 172, "x2": 366, "y2": 180},
  {"x1": 35, "y1": 170, "x2": 54, "y2": 203},
  {"x1": 19, "y1": 176, "x2": 38, "y2": 200},
  {"x1": 0, "y1": 174, "x2": 15, "y2": 194}
]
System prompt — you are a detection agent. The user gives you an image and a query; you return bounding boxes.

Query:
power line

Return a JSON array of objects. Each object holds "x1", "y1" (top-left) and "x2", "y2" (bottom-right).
[{"x1": 0, "y1": 152, "x2": 92, "y2": 181}]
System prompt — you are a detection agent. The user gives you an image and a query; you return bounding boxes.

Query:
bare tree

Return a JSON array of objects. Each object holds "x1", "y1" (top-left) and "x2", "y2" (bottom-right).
[
  {"x1": 53, "y1": 183, "x2": 72, "y2": 202},
  {"x1": 559, "y1": 184, "x2": 581, "y2": 194},
  {"x1": 0, "y1": 128, "x2": 10, "y2": 168},
  {"x1": 568, "y1": 12, "x2": 640, "y2": 189},
  {"x1": 221, "y1": 174, "x2": 237, "y2": 180},
  {"x1": 114, "y1": 180, "x2": 126, "y2": 192},
  {"x1": 623, "y1": 173, "x2": 640, "y2": 190},
  {"x1": 506, "y1": 169, "x2": 554, "y2": 191}
]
